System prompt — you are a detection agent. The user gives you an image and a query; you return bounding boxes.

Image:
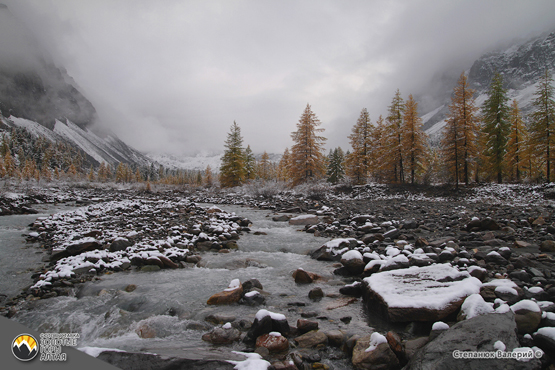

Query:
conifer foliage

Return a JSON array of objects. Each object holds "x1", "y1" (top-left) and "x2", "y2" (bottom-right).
[
  {"x1": 327, "y1": 147, "x2": 345, "y2": 184},
  {"x1": 403, "y1": 94, "x2": 428, "y2": 184},
  {"x1": 529, "y1": 69, "x2": 555, "y2": 182},
  {"x1": 440, "y1": 72, "x2": 480, "y2": 188},
  {"x1": 219, "y1": 121, "x2": 246, "y2": 187},
  {"x1": 385, "y1": 90, "x2": 405, "y2": 183},
  {"x1": 347, "y1": 108, "x2": 373, "y2": 184},
  {"x1": 481, "y1": 72, "x2": 510, "y2": 183},
  {"x1": 506, "y1": 100, "x2": 528, "y2": 182},
  {"x1": 289, "y1": 104, "x2": 327, "y2": 185}
]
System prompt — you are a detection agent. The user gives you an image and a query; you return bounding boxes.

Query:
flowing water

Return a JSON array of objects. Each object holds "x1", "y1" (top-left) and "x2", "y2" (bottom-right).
[
  {"x1": 5, "y1": 204, "x2": 374, "y2": 367},
  {"x1": 0, "y1": 203, "x2": 78, "y2": 299}
]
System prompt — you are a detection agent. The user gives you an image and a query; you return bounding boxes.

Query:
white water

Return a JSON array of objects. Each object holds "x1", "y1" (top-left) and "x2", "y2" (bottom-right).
[{"x1": 8, "y1": 204, "x2": 371, "y2": 367}]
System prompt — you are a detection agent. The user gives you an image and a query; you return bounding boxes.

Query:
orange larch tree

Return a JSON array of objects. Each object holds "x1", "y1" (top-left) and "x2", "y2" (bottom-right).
[{"x1": 289, "y1": 104, "x2": 327, "y2": 185}]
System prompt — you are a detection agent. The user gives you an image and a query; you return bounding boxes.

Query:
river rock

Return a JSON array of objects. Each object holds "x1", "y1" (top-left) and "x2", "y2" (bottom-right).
[
  {"x1": 363, "y1": 264, "x2": 482, "y2": 322},
  {"x1": 405, "y1": 312, "x2": 540, "y2": 370},
  {"x1": 245, "y1": 309, "x2": 290, "y2": 343},
  {"x1": 339, "y1": 282, "x2": 363, "y2": 297},
  {"x1": 109, "y1": 237, "x2": 133, "y2": 252},
  {"x1": 97, "y1": 350, "x2": 236, "y2": 370},
  {"x1": 308, "y1": 287, "x2": 324, "y2": 301},
  {"x1": 403, "y1": 337, "x2": 428, "y2": 360},
  {"x1": 351, "y1": 335, "x2": 399, "y2": 370},
  {"x1": 255, "y1": 333, "x2": 289, "y2": 352},
  {"x1": 289, "y1": 214, "x2": 319, "y2": 225},
  {"x1": 207, "y1": 279, "x2": 243, "y2": 305},
  {"x1": 540, "y1": 240, "x2": 555, "y2": 252},
  {"x1": 510, "y1": 300, "x2": 542, "y2": 334},
  {"x1": 297, "y1": 319, "x2": 319, "y2": 334},
  {"x1": 158, "y1": 255, "x2": 179, "y2": 269},
  {"x1": 205, "y1": 313, "x2": 237, "y2": 325},
  {"x1": 240, "y1": 290, "x2": 265, "y2": 306},
  {"x1": 533, "y1": 327, "x2": 555, "y2": 357},
  {"x1": 340, "y1": 250, "x2": 366, "y2": 275},
  {"x1": 201, "y1": 326, "x2": 241, "y2": 344},
  {"x1": 292, "y1": 268, "x2": 321, "y2": 284},
  {"x1": 272, "y1": 215, "x2": 290, "y2": 222},
  {"x1": 294, "y1": 330, "x2": 328, "y2": 348}
]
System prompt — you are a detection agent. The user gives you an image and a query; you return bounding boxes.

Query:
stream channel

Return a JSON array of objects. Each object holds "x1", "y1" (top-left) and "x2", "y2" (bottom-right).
[{"x1": 3, "y1": 203, "x2": 381, "y2": 368}]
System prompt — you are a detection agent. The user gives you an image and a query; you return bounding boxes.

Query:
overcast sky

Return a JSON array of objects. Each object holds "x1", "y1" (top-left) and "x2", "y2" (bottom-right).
[{"x1": 4, "y1": 0, "x2": 555, "y2": 156}]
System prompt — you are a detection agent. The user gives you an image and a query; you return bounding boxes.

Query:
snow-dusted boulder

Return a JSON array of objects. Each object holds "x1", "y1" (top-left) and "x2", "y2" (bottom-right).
[
  {"x1": 289, "y1": 214, "x2": 319, "y2": 225},
  {"x1": 405, "y1": 312, "x2": 541, "y2": 370},
  {"x1": 206, "y1": 279, "x2": 243, "y2": 305},
  {"x1": 363, "y1": 264, "x2": 482, "y2": 322}
]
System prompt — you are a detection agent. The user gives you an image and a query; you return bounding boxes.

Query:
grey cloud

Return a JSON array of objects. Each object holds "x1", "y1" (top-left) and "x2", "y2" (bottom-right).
[{"x1": 3, "y1": 0, "x2": 555, "y2": 155}]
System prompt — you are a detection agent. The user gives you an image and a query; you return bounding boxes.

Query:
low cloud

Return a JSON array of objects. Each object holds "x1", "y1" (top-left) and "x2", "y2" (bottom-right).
[{"x1": 3, "y1": 0, "x2": 555, "y2": 155}]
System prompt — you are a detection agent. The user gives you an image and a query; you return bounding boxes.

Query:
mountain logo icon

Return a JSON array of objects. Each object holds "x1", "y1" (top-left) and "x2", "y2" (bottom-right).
[{"x1": 12, "y1": 334, "x2": 39, "y2": 361}]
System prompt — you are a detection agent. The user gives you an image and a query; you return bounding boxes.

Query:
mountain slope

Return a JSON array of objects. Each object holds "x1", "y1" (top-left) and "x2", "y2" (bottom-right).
[
  {"x1": 423, "y1": 30, "x2": 555, "y2": 138},
  {"x1": 0, "y1": 3, "x2": 151, "y2": 167}
]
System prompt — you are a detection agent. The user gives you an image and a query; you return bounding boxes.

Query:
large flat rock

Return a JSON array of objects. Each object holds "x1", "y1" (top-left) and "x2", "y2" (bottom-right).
[
  {"x1": 405, "y1": 312, "x2": 541, "y2": 370},
  {"x1": 363, "y1": 264, "x2": 482, "y2": 322}
]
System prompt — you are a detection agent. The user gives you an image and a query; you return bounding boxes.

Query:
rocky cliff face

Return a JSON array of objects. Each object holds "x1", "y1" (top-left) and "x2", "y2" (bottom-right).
[
  {"x1": 0, "y1": 4, "x2": 96, "y2": 130},
  {"x1": 423, "y1": 30, "x2": 555, "y2": 137},
  {"x1": 0, "y1": 4, "x2": 151, "y2": 167}
]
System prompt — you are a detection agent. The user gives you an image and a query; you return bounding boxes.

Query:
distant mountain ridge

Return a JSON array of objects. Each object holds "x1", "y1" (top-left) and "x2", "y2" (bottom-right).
[
  {"x1": 423, "y1": 30, "x2": 555, "y2": 138},
  {"x1": 0, "y1": 3, "x2": 151, "y2": 167}
]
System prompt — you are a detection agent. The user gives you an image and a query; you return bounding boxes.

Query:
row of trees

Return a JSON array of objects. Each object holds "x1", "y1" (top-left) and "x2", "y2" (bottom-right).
[
  {"x1": 442, "y1": 70, "x2": 554, "y2": 187},
  {"x1": 219, "y1": 69, "x2": 554, "y2": 187}
]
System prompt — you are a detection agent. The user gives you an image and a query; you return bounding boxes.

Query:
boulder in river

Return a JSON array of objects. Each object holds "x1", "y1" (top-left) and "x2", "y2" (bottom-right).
[
  {"x1": 207, "y1": 279, "x2": 243, "y2": 305},
  {"x1": 363, "y1": 264, "x2": 482, "y2": 322},
  {"x1": 289, "y1": 214, "x2": 319, "y2": 225}
]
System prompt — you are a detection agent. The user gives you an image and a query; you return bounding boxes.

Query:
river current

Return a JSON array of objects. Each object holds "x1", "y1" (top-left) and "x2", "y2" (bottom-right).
[{"x1": 4, "y1": 204, "x2": 373, "y2": 368}]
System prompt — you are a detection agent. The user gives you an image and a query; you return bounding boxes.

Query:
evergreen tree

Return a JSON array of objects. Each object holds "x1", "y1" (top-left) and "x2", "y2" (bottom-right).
[
  {"x1": 506, "y1": 100, "x2": 529, "y2": 182},
  {"x1": 289, "y1": 104, "x2": 327, "y2": 185},
  {"x1": 327, "y1": 147, "x2": 345, "y2": 184},
  {"x1": 403, "y1": 94, "x2": 428, "y2": 185},
  {"x1": 347, "y1": 108, "x2": 373, "y2": 185},
  {"x1": 384, "y1": 90, "x2": 406, "y2": 183},
  {"x1": 220, "y1": 121, "x2": 246, "y2": 187},
  {"x1": 441, "y1": 72, "x2": 480, "y2": 188},
  {"x1": 529, "y1": 69, "x2": 555, "y2": 182},
  {"x1": 371, "y1": 115, "x2": 387, "y2": 182},
  {"x1": 257, "y1": 151, "x2": 272, "y2": 180},
  {"x1": 244, "y1": 145, "x2": 256, "y2": 181},
  {"x1": 481, "y1": 72, "x2": 510, "y2": 183},
  {"x1": 277, "y1": 147, "x2": 291, "y2": 182}
]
